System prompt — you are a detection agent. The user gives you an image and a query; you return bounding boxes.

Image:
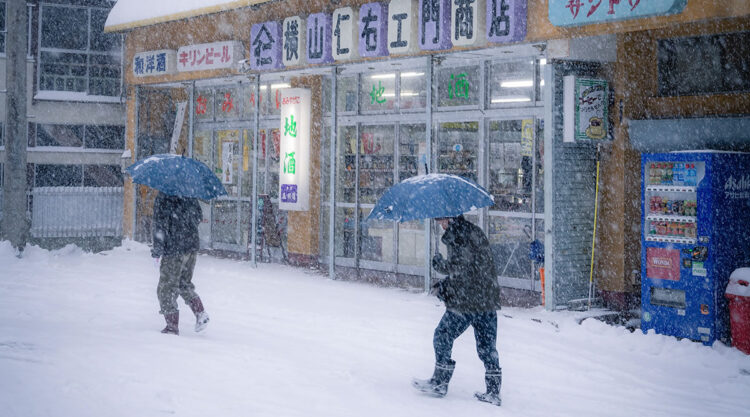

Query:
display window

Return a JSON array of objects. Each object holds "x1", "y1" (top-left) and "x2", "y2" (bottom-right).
[
  {"x1": 436, "y1": 64, "x2": 481, "y2": 108},
  {"x1": 436, "y1": 121, "x2": 479, "y2": 183},
  {"x1": 489, "y1": 60, "x2": 535, "y2": 107}
]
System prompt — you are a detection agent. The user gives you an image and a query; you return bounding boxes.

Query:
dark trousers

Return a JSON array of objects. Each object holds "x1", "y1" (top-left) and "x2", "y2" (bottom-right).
[
  {"x1": 433, "y1": 310, "x2": 500, "y2": 372},
  {"x1": 157, "y1": 252, "x2": 199, "y2": 315}
]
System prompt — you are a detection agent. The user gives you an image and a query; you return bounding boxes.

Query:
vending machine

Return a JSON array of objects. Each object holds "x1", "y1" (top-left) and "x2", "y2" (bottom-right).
[{"x1": 641, "y1": 151, "x2": 750, "y2": 345}]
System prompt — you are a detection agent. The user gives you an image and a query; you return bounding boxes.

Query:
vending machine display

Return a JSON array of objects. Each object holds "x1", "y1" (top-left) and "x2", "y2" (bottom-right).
[{"x1": 641, "y1": 152, "x2": 750, "y2": 345}]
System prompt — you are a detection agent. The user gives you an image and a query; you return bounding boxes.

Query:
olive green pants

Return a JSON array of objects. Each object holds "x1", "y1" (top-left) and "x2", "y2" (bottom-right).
[{"x1": 157, "y1": 252, "x2": 199, "y2": 315}]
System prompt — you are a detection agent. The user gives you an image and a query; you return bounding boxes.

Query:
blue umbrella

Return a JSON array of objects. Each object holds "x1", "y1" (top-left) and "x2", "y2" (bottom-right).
[
  {"x1": 126, "y1": 154, "x2": 228, "y2": 200},
  {"x1": 366, "y1": 173, "x2": 494, "y2": 222}
]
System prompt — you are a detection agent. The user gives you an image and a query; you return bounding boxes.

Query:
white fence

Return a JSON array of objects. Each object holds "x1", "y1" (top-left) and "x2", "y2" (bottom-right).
[{"x1": 30, "y1": 187, "x2": 123, "y2": 238}]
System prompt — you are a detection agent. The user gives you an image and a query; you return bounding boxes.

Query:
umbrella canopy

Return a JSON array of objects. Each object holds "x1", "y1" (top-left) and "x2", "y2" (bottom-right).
[
  {"x1": 126, "y1": 154, "x2": 227, "y2": 200},
  {"x1": 366, "y1": 173, "x2": 494, "y2": 222}
]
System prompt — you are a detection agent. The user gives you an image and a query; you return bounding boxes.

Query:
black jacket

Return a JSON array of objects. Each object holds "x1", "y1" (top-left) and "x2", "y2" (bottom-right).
[
  {"x1": 432, "y1": 216, "x2": 502, "y2": 312},
  {"x1": 151, "y1": 193, "x2": 202, "y2": 257}
]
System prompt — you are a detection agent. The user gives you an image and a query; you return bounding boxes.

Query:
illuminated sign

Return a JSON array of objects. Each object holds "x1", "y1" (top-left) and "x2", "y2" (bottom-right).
[
  {"x1": 563, "y1": 76, "x2": 609, "y2": 142},
  {"x1": 549, "y1": 0, "x2": 686, "y2": 27},
  {"x1": 279, "y1": 88, "x2": 311, "y2": 211}
]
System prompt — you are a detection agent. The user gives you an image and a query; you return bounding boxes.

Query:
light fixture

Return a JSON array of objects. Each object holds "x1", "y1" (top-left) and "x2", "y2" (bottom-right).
[
  {"x1": 500, "y1": 79, "x2": 533, "y2": 88},
  {"x1": 400, "y1": 72, "x2": 425, "y2": 78},
  {"x1": 370, "y1": 73, "x2": 396, "y2": 79},
  {"x1": 491, "y1": 96, "x2": 531, "y2": 103},
  {"x1": 540, "y1": 58, "x2": 547, "y2": 66}
]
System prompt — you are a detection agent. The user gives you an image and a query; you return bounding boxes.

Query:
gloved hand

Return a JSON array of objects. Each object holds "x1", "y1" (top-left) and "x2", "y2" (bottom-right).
[{"x1": 432, "y1": 252, "x2": 446, "y2": 271}]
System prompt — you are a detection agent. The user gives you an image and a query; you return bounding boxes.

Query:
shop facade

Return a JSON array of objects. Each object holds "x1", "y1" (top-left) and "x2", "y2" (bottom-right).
[{"x1": 107, "y1": 0, "x2": 750, "y2": 310}]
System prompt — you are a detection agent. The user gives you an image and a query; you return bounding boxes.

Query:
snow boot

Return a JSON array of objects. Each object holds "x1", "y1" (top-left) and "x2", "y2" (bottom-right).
[
  {"x1": 189, "y1": 297, "x2": 210, "y2": 332},
  {"x1": 161, "y1": 312, "x2": 179, "y2": 335},
  {"x1": 412, "y1": 361, "x2": 455, "y2": 398},
  {"x1": 474, "y1": 369, "x2": 502, "y2": 406}
]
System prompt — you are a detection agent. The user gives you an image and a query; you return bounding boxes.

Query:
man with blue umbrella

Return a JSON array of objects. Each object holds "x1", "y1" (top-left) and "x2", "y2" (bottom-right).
[
  {"x1": 411, "y1": 214, "x2": 503, "y2": 406},
  {"x1": 151, "y1": 192, "x2": 209, "y2": 335},
  {"x1": 126, "y1": 154, "x2": 226, "y2": 335}
]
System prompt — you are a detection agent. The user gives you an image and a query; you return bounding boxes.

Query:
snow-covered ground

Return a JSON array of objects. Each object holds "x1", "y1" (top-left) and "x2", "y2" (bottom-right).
[{"x1": 1, "y1": 240, "x2": 749, "y2": 417}]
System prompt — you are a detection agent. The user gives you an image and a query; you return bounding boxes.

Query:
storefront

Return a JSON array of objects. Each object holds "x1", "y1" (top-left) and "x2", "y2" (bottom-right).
[{"x1": 107, "y1": 0, "x2": 750, "y2": 310}]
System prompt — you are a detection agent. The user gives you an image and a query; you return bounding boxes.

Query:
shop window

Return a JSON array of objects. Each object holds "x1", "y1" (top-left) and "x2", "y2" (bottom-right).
[
  {"x1": 360, "y1": 207, "x2": 394, "y2": 263},
  {"x1": 436, "y1": 65, "x2": 480, "y2": 108},
  {"x1": 398, "y1": 124, "x2": 427, "y2": 267},
  {"x1": 0, "y1": 122, "x2": 4, "y2": 147},
  {"x1": 212, "y1": 200, "x2": 239, "y2": 245},
  {"x1": 400, "y1": 71, "x2": 427, "y2": 111},
  {"x1": 192, "y1": 130, "x2": 212, "y2": 168},
  {"x1": 214, "y1": 87, "x2": 241, "y2": 120},
  {"x1": 336, "y1": 125, "x2": 357, "y2": 203},
  {"x1": 487, "y1": 119, "x2": 533, "y2": 212},
  {"x1": 436, "y1": 121, "x2": 478, "y2": 183},
  {"x1": 194, "y1": 89, "x2": 214, "y2": 121},
  {"x1": 241, "y1": 83, "x2": 258, "y2": 120},
  {"x1": 83, "y1": 164, "x2": 123, "y2": 187},
  {"x1": 35, "y1": 164, "x2": 82, "y2": 187},
  {"x1": 336, "y1": 75, "x2": 358, "y2": 113},
  {"x1": 658, "y1": 31, "x2": 750, "y2": 96},
  {"x1": 241, "y1": 129, "x2": 254, "y2": 197},
  {"x1": 358, "y1": 124, "x2": 394, "y2": 204},
  {"x1": 360, "y1": 72, "x2": 397, "y2": 112},
  {"x1": 335, "y1": 207, "x2": 356, "y2": 258},
  {"x1": 489, "y1": 60, "x2": 535, "y2": 107},
  {"x1": 39, "y1": 2, "x2": 121, "y2": 98},
  {"x1": 487, "y1": 216, "x2": 532, "y2": 280},
  {"x1": 261, "y1": 82, "x2": 288, "y2": 116}
]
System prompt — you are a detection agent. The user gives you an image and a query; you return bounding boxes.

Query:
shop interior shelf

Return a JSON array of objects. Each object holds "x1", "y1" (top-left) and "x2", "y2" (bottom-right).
[
  {"x1": 646, "y1": 214, "x2": 697, "y2": 223},
  {"x1": 645, "y1": 185, "x2": 697, "y2": 193},
  {"x1": 645, "y1": 235, "x2": 697, "y2": 244}
]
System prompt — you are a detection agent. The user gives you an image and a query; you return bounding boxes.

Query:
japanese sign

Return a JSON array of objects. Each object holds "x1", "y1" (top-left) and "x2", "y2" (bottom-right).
[
  {"x1": 251, "y1": 21, "x2": 283, "y2": 70},
  {"x1": 563, "y1": 76, "x2": 609, "y2": 142},
  {"x1": 307, "y1": 13, "x2": 333, "y2": 64},
  {"x1": 388, "y1": 0, "x2": 418, "y2": 55},
  {"x1": 419, "y1": 0, "x2": 452, "y2": 50},
  {"x1": 359, "y1": 3, "x2": 388, "y2": 58},
  {"x1": 486, "y1": 0, "x2": 527, "y2": 43},
  {"x1": 451, "y1": 0, "x2": 485, "y2": 47},
  {"x1": 133, "y1": 50, "x2": 176, "y2": 77},
  {"x1": 549, "y1": 0, "x2": 686, "y2": 27},
  {"x1": 282, "y1": 16, "x2": 305, "y2": 67},
  {"x1": 333, "y1": 7, "x2": 358, "y2": 61},
  {"x1": 176, "y1": 41, "x2": 242, "y2": 72},
  {"x1": 279, "y1": 88, "x2": 311, "y2": 211}
]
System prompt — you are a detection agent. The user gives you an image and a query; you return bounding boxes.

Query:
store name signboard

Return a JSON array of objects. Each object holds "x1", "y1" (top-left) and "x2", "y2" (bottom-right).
[
  {"x1": 177, "y1": 41, "x2": 242, "y2": 72},
  {"x1": 251, "y1": 21, "x2": 283, "y2": 70},
  {"x1": 487, "y1": 0, "x2": 527, "y2": 43},
  {"x1": 548, "y1": 0, "x2": 687, "y2": 27},
  {"x1": 563, "y1": 76, "x2": 609, "y2": 142},
  {"x1": 279, "y1": 88, "x2": 312, "y2": 211},
  {"x1": 307, "y1": 13, "x2": 333, "y2": 64},
  {"x1": 133, "y1": 50, "x2": 176, "y2": 77},
  {"x1": 143, "y1": 1, "x2": 528, "y2": 74}
]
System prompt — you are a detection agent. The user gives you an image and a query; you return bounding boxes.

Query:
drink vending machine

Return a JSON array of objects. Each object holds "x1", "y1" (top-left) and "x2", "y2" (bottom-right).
[{"x1": 641, "y1": 152, "x2": 750, "y2": 345}]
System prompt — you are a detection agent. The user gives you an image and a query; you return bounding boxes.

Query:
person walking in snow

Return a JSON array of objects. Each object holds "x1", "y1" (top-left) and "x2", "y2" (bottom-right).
[
  {"x1": 412, "y1": 214, "x2": 503, "y2": 406},
  {"x1": 151, "y1": 192, "x2": 210, "y2": 335}
]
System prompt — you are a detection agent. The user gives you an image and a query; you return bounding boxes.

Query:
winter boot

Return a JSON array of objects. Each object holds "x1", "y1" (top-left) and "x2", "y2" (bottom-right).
[
  {"x1": 412, "y1": 361, "x2": 455, "y2": 397},
  {"x1": 189, "y1": 297, "x2": 210, "y2": 332},
  {"x1": 161, "y1": 312, "x2": 179, "y2": 335},
  {"x1": 474, "y1": 369, "x2": 502, "y2": 406}
]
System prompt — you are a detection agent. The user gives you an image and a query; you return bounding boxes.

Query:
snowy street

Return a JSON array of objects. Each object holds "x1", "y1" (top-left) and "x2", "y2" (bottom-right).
[{"x1": 1, "y1": 240, "x2": 749, "y2": 417}]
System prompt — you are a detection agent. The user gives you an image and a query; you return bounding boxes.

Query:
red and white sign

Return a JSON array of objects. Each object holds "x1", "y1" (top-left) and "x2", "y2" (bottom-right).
[
  {"x1": 646, "y1": 247, "x2": 681, "y2": 281},
  {"x1": 177, "y1": 41, "x2": 243, "y2": 72}
]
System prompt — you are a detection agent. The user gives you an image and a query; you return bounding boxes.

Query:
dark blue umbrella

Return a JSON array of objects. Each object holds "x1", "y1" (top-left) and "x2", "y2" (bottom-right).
[
  {"x1": 126, "y1": 154, "x2": 227, "y2": 200},
  {"x1": 366, "y1": 173, "x2": 494, "y2": 222}
]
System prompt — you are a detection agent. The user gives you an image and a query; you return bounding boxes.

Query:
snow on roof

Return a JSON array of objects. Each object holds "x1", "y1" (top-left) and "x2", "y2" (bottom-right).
[{"x1": 104, "y1": 0, "x2": 272, "y2": 33}]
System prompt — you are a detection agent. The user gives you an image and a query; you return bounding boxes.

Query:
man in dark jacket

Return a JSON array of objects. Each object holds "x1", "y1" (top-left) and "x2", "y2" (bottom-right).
[
  {"x1": 151, "y1": 192, "x2": 209, "y2": 335},
  {"x1": 412, "y1": 215, "x2": 502, "y2": 406}
]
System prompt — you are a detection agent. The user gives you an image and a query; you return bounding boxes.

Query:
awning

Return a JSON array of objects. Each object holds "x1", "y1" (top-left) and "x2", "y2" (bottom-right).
[{"x1": 104, "y1": 0, "x2": 272, "y2": 33}]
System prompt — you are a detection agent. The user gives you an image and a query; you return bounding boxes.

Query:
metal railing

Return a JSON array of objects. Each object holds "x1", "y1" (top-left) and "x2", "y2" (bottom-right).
[{"x1": 29, "y1": 187, "x2": 123, "y2": 238}]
